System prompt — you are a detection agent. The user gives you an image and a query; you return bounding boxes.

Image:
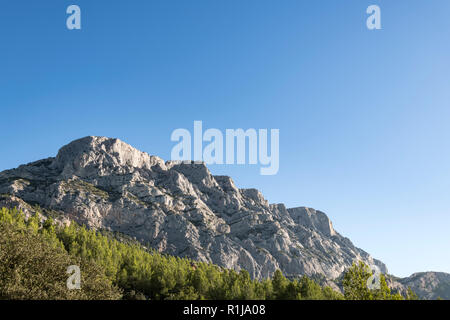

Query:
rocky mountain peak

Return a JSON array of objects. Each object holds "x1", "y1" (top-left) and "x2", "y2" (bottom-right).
[{"x1": 52, "y1": 136, "x2": 166, "y2": 178}]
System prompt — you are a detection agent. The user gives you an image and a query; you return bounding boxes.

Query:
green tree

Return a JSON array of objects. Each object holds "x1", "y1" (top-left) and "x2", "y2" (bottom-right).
[
  {"x1": 271, "y1": 270, "x2": 289, "y2": 299},
  {"x1": 0, "y1": 220, "x2": 121, "y2": 300},
  {"x1": 343, "y1": 262, "x2": 404, "y2": 300}
]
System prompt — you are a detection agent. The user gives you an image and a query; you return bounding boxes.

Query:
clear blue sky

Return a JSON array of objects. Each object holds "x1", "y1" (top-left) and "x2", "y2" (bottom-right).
[{"x1": 1, "y1": 0, "x2": 449, "y2": 277}]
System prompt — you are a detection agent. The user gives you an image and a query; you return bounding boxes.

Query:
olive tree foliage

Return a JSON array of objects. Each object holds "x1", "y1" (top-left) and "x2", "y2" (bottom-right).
[
  {"x1": 343, "y1": 261, "x2": 405, "y2": 300},
  {"x1": 0, "y1": 208, "x2": 121, "y2": 300}
]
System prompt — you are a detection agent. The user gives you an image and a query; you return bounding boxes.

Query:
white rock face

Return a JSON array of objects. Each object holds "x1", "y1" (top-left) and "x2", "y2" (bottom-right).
[{"x1": 0, "y1": 136, "x2": 387, "y2": 280}]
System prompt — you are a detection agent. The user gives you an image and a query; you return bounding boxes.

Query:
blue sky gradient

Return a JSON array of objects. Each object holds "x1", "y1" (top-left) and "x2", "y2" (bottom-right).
[{"x1": 1, "y1": 0, "x2": 449, "y2": 277}]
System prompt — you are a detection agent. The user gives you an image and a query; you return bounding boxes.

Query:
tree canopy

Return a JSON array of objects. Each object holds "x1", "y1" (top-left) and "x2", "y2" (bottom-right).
[{"x1": 0, "y1": 207, "x2": 416, "y2": 300}]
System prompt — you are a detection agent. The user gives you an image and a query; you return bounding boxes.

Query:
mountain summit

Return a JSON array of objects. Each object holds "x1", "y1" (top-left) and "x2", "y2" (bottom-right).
[{"x1": 1, "y1": 136, "x2": 387, "y2": 282}]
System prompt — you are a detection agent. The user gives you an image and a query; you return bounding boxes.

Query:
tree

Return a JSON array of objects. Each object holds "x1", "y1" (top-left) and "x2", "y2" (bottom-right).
[
  {"x1": 0, "y1": 220, "x2": 121, "y2": 300},
  {"x1": 298, "y1": 276, "x2": 326, "y2": 300},
  {"x1": 271, "y1": 270, "x2": 289, "y2": 299},
  {"x1": 343, "y1": 262, "x2": 404, "y2": 300},
  {"x1": 406, "y1": 287, "x2": 419, "y2": 300}
]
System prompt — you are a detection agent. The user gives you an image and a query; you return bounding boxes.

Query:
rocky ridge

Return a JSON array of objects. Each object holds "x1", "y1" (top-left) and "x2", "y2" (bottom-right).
[{"x1": 3, "y1": 136, "x2": 447, "y2": 299}]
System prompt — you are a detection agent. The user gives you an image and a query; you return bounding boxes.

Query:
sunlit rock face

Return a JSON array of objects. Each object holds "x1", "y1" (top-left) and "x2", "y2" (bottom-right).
[{"x1": 0, "y1": 136, "x2": 387, "y2": 281}]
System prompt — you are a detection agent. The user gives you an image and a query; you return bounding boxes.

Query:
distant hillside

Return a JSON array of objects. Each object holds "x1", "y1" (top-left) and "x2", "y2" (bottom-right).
[{"x1": 398, "y1": 272, "x2": 450, "y2": 300}]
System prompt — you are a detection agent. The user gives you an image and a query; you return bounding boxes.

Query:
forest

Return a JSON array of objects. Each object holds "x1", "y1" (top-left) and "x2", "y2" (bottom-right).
[{"x1": 0, "y1": 207, "x2": 416, "y2": 300}]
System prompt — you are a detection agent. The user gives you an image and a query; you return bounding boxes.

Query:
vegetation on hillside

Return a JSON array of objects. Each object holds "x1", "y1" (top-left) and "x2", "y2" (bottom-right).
[{"x1": 0, "y1": 207, "x2": 416, "y2": 300}]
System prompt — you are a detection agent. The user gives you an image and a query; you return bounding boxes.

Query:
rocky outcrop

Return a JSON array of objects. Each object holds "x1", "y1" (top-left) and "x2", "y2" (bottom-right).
[
  {"x1": 0, "y1": 136, "x2": 388, "y2": 281},
  {"x1": 397, "y1": 272, "x2": 450, "y2": 300}
]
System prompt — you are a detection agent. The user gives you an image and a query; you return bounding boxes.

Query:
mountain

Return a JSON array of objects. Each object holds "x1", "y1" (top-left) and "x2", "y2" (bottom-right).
[
  {"x1": 0, "y1": 136, "x2": 386, "y2": 280},
  {"x1": 398, "y1": 272, "x2": 450, "y2": 300},
  {"x1": 0, "y1": 136, "x2": 448, "y2": 299}
]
